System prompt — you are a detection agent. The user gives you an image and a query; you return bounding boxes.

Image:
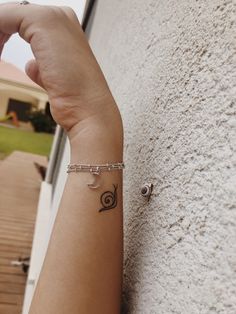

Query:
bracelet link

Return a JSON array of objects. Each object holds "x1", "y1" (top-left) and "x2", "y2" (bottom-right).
[
  {"x1": 67, "y1": 162, "x2": 125, "y2": 189},
  {"x1": 67, "y1": 162, "x2": 125, "y2": 174}
]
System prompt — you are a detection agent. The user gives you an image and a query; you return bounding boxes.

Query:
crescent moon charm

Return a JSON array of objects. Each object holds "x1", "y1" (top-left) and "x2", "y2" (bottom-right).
[{"x1": 87, "y1": 172, "x2": 101, "y2": 189}]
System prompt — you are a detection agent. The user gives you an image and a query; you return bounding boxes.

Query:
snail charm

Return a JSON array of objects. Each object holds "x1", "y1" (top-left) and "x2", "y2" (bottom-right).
[{"x1": 99, "y1": 184, "x2": 118, "y2": 212}]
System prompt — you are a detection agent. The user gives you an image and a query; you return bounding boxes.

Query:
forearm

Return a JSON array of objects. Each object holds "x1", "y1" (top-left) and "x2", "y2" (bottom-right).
[{"x1": 29, "y1": 110, "x2": 124, "y2": 313}]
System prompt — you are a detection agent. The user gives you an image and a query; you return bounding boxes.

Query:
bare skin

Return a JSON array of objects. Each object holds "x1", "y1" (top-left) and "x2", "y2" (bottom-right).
[{"x1": 0, "y1": 3, "x2": 123, "y2": 313}]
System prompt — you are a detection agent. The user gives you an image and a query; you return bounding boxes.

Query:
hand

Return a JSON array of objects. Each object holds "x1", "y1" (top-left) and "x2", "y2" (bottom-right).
[{"x1": 0, "y1": 3, "x2": 122, "y2": 140}]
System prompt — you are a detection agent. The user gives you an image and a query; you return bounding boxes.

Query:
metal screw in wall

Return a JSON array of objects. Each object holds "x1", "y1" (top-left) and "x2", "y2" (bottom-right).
[{"x1": 141, "y1": 183, "x2": 153, "y2": 201}]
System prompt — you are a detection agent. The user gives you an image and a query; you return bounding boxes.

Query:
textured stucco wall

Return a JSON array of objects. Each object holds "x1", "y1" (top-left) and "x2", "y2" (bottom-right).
[{"x1": 88, "y1": 1, "x2": 236, "y2": 313}]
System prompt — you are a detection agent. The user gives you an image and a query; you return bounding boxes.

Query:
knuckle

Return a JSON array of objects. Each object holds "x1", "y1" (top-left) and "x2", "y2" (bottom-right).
[
  {"x1": 48, "y1": 6, "x2": 62, "y2": 17},
  {"x1": 41, "y1": 6, "x2": 62, "y2": 19},
  {"x1": 34, "y1": 5, "x2": 78, "y2": 23},
  {"x1": 60, "y1": 6, "x2": 78, "y2": 21}
]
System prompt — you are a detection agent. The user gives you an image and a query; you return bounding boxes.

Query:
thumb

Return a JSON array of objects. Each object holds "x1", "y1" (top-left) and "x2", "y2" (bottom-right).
[{"x1": 25, "y1": 59, "x2": 45, "y2": 89}]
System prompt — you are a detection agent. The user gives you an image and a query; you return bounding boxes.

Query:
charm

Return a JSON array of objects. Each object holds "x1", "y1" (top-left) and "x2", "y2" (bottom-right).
[{"x1": 87, "y1": 171, "x2": 101, "y2": 189}]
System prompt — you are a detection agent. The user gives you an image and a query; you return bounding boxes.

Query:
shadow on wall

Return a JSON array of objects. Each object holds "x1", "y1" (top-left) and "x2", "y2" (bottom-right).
[{"x1": 121, "y1": 112, "x2": 158, "y2": 313}]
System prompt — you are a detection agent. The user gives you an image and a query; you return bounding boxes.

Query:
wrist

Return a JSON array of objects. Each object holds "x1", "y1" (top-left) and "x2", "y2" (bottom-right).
[{"x1": 68, "y1": 111, "x2": 123, "y2": 164}]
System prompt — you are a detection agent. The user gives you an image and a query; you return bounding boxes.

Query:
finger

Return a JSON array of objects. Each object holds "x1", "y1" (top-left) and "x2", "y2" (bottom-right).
[
  {"x1": 0, "y1": 3, "x2": 25, "y2": 34},
  {"x1": 25, "y1": 59, "x2": 45, "y2": 89},
  {"x1": 0, "y1": 32, "x2": 11, "y2": 46},
  {"x1": 0, "y1": 33, "x2": 11, "y2": 59},
  {"x1": 0, "y1": 3, "x2": 28, "y2": 58},
  {"x1": 0, "y1": 2, "x2": 38, "y2": 42}
]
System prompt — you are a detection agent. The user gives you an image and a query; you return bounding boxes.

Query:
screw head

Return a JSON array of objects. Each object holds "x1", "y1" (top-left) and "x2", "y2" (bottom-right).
[
  {"x1": 141, "y1": 183, "x2": 153, "y2": 200},
  {"x1": 141, "y1": 186, "x2": 148, "y2": 195}
]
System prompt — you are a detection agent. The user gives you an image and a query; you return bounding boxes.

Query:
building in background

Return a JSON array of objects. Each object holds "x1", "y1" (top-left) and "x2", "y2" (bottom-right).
[
  {"x1": 0, "y1": 61, "x2": 48, "y2": 128},
  {"x1": 23, "y1": 0, "x2": 236, "y2": 313}
]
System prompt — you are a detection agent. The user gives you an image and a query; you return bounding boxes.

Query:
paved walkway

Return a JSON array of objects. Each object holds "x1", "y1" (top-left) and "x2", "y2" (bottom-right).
[{"x1": 0, "y1": 151, "x2": 47, "y2": 314}]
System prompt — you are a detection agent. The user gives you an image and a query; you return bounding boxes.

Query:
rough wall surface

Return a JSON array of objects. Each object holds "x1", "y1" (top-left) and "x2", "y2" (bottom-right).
[{"x1": 88, "y1": 1, "x2": 236, "y2": 313}]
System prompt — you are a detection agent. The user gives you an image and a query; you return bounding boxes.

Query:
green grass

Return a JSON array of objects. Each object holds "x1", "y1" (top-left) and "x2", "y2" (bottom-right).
[{"x1": 0, "y1": 125, "x2": 53, "y2": 160}]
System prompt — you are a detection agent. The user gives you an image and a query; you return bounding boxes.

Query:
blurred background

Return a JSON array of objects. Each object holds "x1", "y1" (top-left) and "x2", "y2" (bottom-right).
[{"x1": 0, "y1": 0, "x2": 86, "y2": 160}]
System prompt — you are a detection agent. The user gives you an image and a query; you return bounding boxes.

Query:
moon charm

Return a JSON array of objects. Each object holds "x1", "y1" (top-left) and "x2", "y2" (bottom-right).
[{"x1": 87, "y1": 172, "x2": 101, "y2": 189}]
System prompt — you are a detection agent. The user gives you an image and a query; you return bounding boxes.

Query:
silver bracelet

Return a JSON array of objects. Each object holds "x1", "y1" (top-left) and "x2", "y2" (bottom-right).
[{"x1": 67, "y1": 162, "x2": 125, "y2": 189}]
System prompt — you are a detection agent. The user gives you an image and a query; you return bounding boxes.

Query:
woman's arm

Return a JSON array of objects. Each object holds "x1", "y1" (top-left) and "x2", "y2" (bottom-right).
[
  {"x1": 0, "y1": 3, "x2": 124, "y2": 313},
  {"x1": 30, "y1": 113, "x2": 124, "y2": 314}
]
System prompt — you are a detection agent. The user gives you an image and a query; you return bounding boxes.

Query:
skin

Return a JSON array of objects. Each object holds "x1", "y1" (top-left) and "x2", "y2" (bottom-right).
[{"x1": 0, "y1": 3, "x2": 123, "y2": 314}]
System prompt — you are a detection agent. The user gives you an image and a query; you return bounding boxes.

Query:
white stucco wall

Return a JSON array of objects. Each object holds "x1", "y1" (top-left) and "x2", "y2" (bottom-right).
[{"x1": 88, "y1": 1, "x2": 236, "y2": 313}]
